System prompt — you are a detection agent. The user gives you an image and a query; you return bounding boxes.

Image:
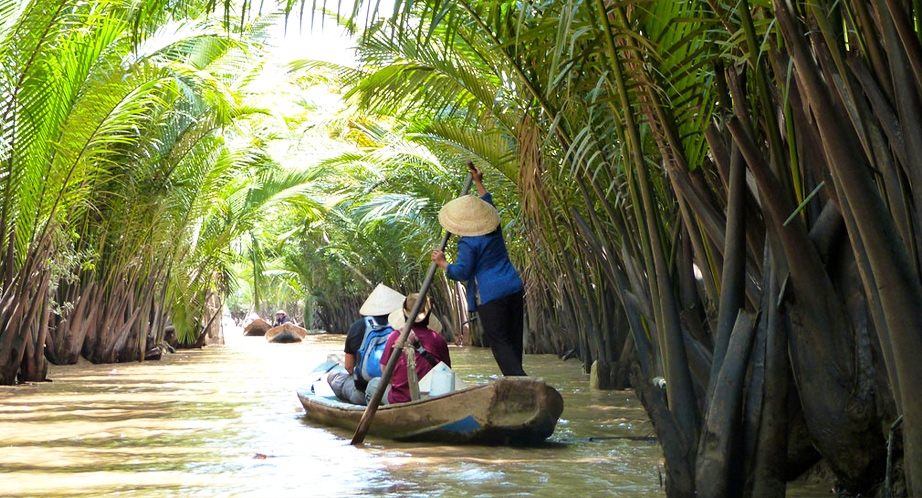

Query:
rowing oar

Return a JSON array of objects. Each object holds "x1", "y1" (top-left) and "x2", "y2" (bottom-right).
[{"x1": 351, "y1": 164, "x2": 475, "y2": 445}]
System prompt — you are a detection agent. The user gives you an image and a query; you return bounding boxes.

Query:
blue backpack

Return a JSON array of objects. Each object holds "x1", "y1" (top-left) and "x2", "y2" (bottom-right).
[{"x1": 355, "y1": 317, "x2": 393, "y2": 382}]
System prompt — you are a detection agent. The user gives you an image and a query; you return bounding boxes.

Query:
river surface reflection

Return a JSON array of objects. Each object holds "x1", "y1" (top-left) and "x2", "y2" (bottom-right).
[{"x1": 0, "y1": 325, "x2": 829, "y2": 497}]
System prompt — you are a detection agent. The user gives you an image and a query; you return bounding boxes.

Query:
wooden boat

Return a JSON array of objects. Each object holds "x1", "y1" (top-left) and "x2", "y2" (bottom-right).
[
  {"x1": 266, "y1": 323, "x2": 308, "y2": 343},
  {"x1": 243, "y1": 318, "x2": 271, "y2": 336},
  {"x1": 297, "y1": 362, "x2": 565, "y2": 444}
]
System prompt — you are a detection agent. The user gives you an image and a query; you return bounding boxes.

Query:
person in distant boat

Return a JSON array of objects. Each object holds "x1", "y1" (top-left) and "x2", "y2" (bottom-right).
[
  {"x1": 379, "y1": 293, "x2": 451, "y2": 404},
  {"x1": 431, "y1": 163, "x2": 527, "y2": 376},
  {"x1": 328, "y1": 284, "x2": 405, "y2": 405},
  {"x1": 273, "y1": 310, "x2": 290, "y2": 327}
]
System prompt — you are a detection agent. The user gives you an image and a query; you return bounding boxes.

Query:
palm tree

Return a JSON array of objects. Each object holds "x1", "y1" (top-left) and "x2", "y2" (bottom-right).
[{"x1": 0, "y1": 0, "x2": 297, "y2": 377}]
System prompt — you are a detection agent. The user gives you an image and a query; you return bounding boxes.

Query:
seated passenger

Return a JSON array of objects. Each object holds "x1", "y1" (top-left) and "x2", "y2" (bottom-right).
[
  {"x1": 273, "y1": 310, "x2": 290, "y2": 327},
  {"x1": 328, "y1": 284, "x2": 405, "y2": 405},
  {"x1": 380, "y1": 293, "x2": 451, "y2": 404}
]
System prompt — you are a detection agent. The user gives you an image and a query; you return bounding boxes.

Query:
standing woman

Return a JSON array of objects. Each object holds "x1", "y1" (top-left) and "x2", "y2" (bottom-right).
[{"x1": 431, "y1": 164, "x2": 526, "y2": 376}]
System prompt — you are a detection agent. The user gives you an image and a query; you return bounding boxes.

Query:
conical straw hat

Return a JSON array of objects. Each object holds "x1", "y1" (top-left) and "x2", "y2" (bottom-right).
[
  {"x1": 438, "y1": 195, "x2": 500, "y2": 237},
  {"x1": 388, "y1": 308, "x2": 442, "y2": 333},
  {"x1": 359, "y1": 284, "x2": 406, "y2": 316}
]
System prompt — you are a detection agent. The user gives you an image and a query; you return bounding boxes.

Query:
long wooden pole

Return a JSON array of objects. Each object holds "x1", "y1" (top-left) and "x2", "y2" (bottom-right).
[{"x1": 351, "y1": 166, "x2": 474, "y2": 445}]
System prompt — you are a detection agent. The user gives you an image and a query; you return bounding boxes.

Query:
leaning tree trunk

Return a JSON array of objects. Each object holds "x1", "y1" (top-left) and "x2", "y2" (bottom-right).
[
  {"x1": 0, "y1": 236, "x2": 54, "y2": 384},
  {"x1": 46, "y1": 276, "x2": 98, "y2": 365},
  {"x1": 19, "y1": 271, "x2": 52, "y2": 382},
  {"x1": 203, "y1": 290, "x2": 224, "y2": 346}
]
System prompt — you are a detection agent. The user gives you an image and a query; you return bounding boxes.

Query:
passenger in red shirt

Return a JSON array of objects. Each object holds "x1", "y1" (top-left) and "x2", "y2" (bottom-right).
[{"x1": 380, "y1": 293, "x2": 451, "y2": 404}]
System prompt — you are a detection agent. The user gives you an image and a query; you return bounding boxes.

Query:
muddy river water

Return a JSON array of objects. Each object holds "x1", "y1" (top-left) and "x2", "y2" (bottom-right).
[{"x1": 0, "y1": 325, "x2": 829, "y2": 497}]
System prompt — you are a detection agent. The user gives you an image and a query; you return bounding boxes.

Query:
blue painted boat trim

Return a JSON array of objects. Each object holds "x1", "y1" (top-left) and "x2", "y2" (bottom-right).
[{"x1": 438, "y1": 415, "x2": 481, "y2": 434}]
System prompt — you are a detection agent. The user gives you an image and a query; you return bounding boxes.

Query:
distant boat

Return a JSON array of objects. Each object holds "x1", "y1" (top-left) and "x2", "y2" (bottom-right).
[
  {"x1": 243, "y1": 319, "x2": 271, "y2": 336},
  {"x1": 266, "y1": 323, "x2": 308, "y2": 343},
  {"x1": 297, "y1": 362, "x2": 564, "y2": 444}
]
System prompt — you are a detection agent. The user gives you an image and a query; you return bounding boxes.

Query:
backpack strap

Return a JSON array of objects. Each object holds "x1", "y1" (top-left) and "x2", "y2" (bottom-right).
[{"x1": 414, "y1": 343, "x2": 439, "y2": 367}]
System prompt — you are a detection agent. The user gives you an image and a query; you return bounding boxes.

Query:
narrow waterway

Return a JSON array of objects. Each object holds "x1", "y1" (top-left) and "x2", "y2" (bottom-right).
[{"x1": 0, "y1": 323, "x2": 830, "y2": 497}]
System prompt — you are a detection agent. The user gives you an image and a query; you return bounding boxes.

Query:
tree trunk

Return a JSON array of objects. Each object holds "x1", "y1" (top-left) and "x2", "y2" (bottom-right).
[
  {"x1": 204, "y1": 291, "x2": 224, "y2": 345},
  {"x1": 695, "y1": 311, "x2": 757, "y2": 498},
  {"x1": 630, "y1": 361, "x2": 696, "y2": 497},
  {"x1": 746, "y1": 256, "x2": 789, "y2": 498}
]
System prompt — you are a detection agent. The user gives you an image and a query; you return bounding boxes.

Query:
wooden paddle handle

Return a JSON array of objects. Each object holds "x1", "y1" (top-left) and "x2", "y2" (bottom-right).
[
  {"x1": 350, "y1": 169, "x2": 475, "y2": 445},
  {"x1": 405, "y1": 344, "x2": 420, "y2": 401}
]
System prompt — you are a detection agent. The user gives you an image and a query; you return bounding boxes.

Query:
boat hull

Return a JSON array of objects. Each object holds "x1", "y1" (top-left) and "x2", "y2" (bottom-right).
[
  {"x1": 267, "y1": 330, "x2": 301, "y2": 343},
  {"x1": 266, "y1": 323, "x2": 308, "y2": 343},
  {"x1": 243, "y1": 319, "x2": 270, "y2": 336},
  {"x1": 297, "y1": 372, "x2": 564, "y2": 445}
]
